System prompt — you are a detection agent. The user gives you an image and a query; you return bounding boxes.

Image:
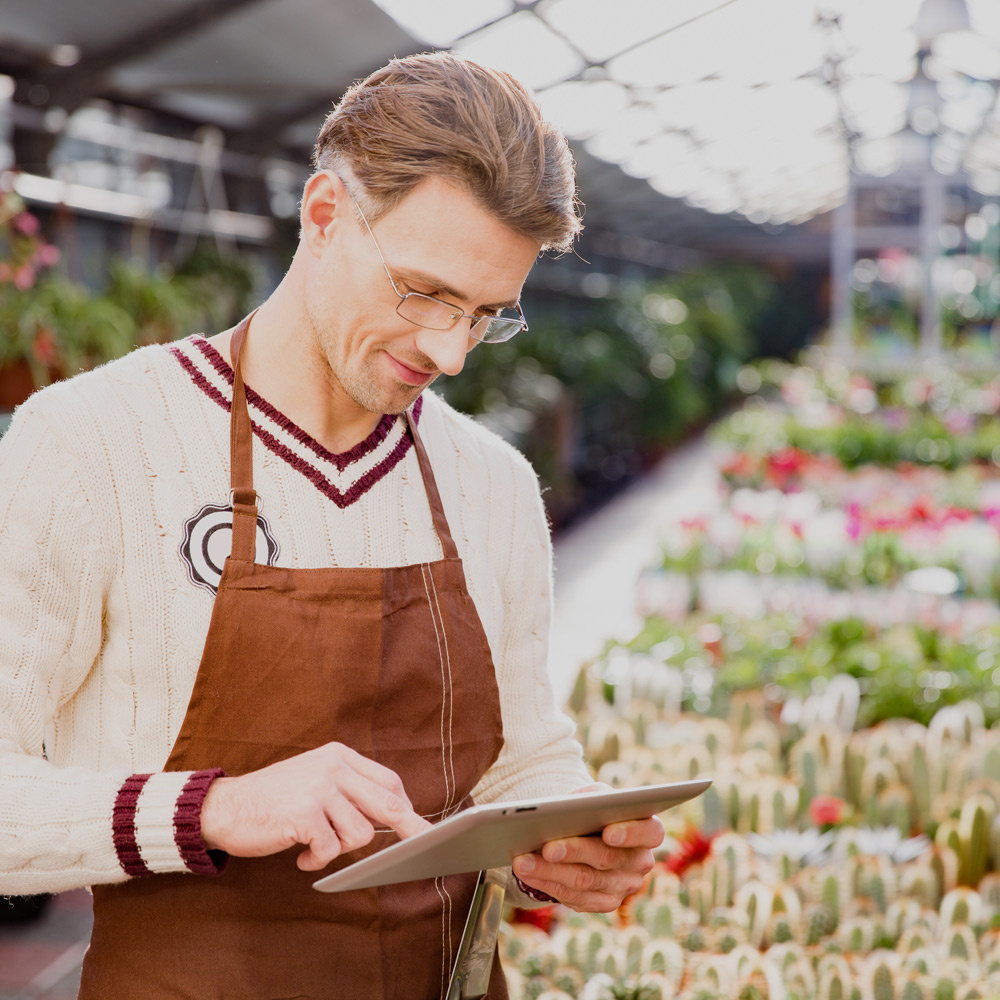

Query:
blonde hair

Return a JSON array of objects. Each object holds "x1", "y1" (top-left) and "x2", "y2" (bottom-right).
[{"x1": 314, "y1": 52, "x2": 582, "y2": 252}]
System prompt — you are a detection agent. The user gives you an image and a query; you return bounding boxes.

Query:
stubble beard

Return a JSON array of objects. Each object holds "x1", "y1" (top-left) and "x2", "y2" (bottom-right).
[{"x1": 320, "y1": 341, "x2": 434, "y2": 418}]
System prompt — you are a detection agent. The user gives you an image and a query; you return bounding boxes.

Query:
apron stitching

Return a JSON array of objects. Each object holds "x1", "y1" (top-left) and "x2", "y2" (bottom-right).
[
  {"x1": 420, "y1": 564, "x2": 453, "y2": 810},
  {"x1": 426, "y1": 567, "x2": 458, "y2": 810},
  {"x1": 421, "y1": 563, "x2": 454, "y2": 1000}
]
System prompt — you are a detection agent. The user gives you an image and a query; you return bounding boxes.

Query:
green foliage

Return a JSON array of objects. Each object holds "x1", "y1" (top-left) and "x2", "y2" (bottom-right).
[
  {"x1": 1, "y1": 236, "x2": 256, "y2": 381},
  {"x1": 441, "y1": 266, "x2": 768, "y2": 520},
  {"x1": 605, "y1": 611, "x2": 1000, "y2": 729}
]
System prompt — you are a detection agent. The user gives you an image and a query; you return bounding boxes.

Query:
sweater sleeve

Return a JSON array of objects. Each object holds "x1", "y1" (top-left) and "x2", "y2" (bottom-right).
[
  {"x1": 0, "y1": 399, "x2": 222, "y2": 894},
  {"x1": 470, "y1": 449, "x2": 592, "y2": 807}
]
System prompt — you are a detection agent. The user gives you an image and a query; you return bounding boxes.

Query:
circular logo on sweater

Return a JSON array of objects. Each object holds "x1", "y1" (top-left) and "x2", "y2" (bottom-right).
[{"x1": 179, "y1": 501, "x2": 279, "y2": 595}]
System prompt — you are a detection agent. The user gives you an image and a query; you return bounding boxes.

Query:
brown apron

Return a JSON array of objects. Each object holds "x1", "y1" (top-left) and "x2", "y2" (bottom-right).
[{"x1": 80, "y1": 315, "x2": 508, "y2": 1000}]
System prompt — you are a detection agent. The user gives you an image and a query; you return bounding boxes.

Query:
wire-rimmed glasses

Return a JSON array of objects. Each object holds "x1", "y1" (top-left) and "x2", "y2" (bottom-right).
[{"x1": 343, "y1": 181, "x2": 529, "y2": 345}]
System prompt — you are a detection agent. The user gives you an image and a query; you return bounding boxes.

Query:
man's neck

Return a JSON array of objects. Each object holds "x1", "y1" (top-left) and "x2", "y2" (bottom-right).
[{"x1": 213, "y1": 290, "x2": 384, "y2": 456}]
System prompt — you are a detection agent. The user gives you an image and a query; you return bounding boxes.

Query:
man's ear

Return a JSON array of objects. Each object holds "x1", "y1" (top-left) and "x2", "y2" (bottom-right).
[{"x1": 300, "y1": 170, "x2": 345, "y2": 257}]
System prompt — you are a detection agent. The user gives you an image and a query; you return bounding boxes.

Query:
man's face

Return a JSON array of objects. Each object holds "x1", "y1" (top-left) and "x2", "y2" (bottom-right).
[{"x1": 303, "y1": 174, "x2": 541, "y2": 417}]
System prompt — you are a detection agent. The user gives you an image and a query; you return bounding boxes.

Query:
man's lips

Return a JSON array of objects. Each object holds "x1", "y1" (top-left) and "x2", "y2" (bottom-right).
[{"x1": 387, "y1": 354, "x2": 436, "y2": 386}]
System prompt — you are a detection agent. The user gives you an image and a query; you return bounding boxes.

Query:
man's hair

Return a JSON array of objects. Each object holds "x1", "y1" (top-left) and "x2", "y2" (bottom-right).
[{"x1": 314, "y1": 52, "x2": 582, "y2": 252}]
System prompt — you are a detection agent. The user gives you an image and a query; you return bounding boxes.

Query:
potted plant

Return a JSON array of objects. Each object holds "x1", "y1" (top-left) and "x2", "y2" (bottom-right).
[{"x1": 0, "y1": 187, "x2": 62, "y2": 408}]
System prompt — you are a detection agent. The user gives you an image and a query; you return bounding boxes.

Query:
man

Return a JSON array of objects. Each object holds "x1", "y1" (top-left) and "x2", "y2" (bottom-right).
[{"x1": 0, "y1": 53, "x2": 661, "y2": 997}]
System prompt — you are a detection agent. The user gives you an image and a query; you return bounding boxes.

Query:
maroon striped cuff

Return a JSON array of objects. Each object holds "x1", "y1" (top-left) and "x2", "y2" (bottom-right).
[
  {"x1": 513, "y1": 872, "x2": 559, "y2": 904},
  {"x1": 174, "y1": 768, "x2": 228, "y2": 875},
  {"x1": 112, "y1": 774, "x2": 154, "y2": 877}
]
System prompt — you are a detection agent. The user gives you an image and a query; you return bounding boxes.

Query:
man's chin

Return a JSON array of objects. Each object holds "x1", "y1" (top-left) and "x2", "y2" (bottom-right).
[{"x1": 348, "y1": 379, "x2": 430, "y2": 417}]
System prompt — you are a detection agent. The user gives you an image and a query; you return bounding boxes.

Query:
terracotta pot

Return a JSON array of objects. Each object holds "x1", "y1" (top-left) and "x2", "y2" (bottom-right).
[{"x1": 0, "y1": 358, "x2": 36, "y2": 410}]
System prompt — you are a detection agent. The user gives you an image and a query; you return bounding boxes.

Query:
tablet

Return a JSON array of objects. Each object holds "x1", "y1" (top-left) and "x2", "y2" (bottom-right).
[{"x1": 312, "y1": 777, "x2": 711, "y2": 893}]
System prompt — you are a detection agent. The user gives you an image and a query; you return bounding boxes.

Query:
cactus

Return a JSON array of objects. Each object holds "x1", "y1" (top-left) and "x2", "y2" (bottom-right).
[
  {"x1": 700, "y1": 784, "x2": 725, "y2": 835},
  {"x1": 861, "y1": 758, "x2": 900, "y2": 825},
  {"x1": 821, "y1": 872, "x2": 842, "y2": 928},
  {"x1": 621, "y1": 927, "x2": 649, "y2": 977},
  {"x1": 877, "y1": 783, "x2": 915, "y2": 834},
  {"x1": 939, "y1": 887, "x2": 983, "y2": 926},
  {"x1": 943, "y1": 925, "x2": 978, "y2": 963},
  {"x1": 900, "y1": 977, "x2": 932, "y2": 1000},
  {"x1": 804, "y1": 903, "x2": 836, "y2": 945},
  {"x1": 734, "y1": 882, "x2": 774, "y2": 949},
  {"x1": 585, "y1": 716, "x2": 634, "y2": 770},
  {"x1": 843, "y1": 742, "x2": 867, "y2": 811},
  {"x1": 683, "y1": 926, "x2": 707, "y2": 952},
  {"x1": 929, "y1": 845, "x2": 960, "y2": 903},
  {"x1": 817, "y1": 956, "x2": 854, "y2": 1000},
  {"x1": 838, "y1": 916, "x2": 875, "y2": 954},
  {"x1": 934, "y1": 978, "x2": 958, "y2": 1000},
  {"x1": 957, "y1": 794, "x2": 995, "y2": 887},
  {"x1": 870, "y1": 962, "x2": 895, "y2": 1000},
  {"x1": 763, "y1": 912, "x2": 794, "y2": 947},
  {"x1": 976, "y1": 872, "x2": 1000, "y2": 915},
  {"x1": 911, "y1": 743, "x2": 934, "y2": 830},
  {"x1": 639, "y1": 940, "x2": 684, "y2": 984},
  {"x1": 983, "y1": 746, "x2": 1000, "y2": 784}
]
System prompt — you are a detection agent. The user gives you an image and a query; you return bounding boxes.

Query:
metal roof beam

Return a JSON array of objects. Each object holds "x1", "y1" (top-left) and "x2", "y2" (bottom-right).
[{"x1": 22, "y1": 0, "x2": 271, "y2": 111}]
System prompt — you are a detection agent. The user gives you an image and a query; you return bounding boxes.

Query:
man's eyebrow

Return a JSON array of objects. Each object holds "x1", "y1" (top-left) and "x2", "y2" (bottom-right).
[{"x1": 396, "y1": 267, "x2": 520, "y2": 311}]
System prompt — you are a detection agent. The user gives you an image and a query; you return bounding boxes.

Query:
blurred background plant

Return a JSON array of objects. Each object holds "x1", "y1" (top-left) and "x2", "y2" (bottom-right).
[
  {"x1": 0, "y1": 190, "x2": 256, "y2": 407},
  {"x1": 443, "y1": 264, "x2": 778, "y2": 526}
]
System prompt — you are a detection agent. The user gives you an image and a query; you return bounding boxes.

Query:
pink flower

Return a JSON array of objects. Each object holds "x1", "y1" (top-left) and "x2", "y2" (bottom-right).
[
  {"x1": 845, "y1": 503, "x2": 863, "y2": 541},
  {"x1": 13, "y1": 265, "x2": 35, "y2": 291},
  {"x1": 34, "y1": 243, "x2": 60, "y2": 268},
  {"x1": 12, "y1": 212, "x2": 40, "y2": 236}
]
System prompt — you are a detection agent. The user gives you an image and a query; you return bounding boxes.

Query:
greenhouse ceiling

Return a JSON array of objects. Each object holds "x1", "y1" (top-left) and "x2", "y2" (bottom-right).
[
  {"x1": 2, "y1": 0, "x2": 1000, "y2": 265},
  {"x1": 376, "y1": 0, "x2": 1000, "y2": 224}
]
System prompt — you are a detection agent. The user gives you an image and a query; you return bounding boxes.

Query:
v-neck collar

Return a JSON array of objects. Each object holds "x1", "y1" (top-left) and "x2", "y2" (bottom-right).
[{"x1": 169, "y1": 335, "x2": 423, "y2": 508}]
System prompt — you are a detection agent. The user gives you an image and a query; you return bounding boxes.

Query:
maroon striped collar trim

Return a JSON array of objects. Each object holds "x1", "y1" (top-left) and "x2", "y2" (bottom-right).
[{"x1": 168, "y1": 336, "x2": 424, "y2": 509}]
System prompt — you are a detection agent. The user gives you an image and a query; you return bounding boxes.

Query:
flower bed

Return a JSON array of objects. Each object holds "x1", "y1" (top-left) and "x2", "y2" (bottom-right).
[{"x1": 500, "y1": 357, "x2": 1000, "y2": 999}]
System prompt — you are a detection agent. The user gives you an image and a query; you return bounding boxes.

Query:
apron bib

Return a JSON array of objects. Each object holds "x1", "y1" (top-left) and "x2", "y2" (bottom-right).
[{"x1": 81, "y1": 315, "x2": 507, "y2": 999}]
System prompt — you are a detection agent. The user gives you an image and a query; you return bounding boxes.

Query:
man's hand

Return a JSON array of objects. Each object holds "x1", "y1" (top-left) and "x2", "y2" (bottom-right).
[
  {"x1": 199, "y1": 742, "x2": 432, "y2": 871},
  {"x1": 511, "y1": 783, "x2": 664, "y2": 912}
]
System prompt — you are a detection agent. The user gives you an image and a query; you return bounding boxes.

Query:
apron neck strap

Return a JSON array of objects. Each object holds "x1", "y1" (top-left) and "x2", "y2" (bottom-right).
[
  {"x1": 229, "y1": 314, "x2": 259, "y2": 562},
  {"x1": 406, "y1": 408, "x2": 459, "y2": 561},
  {"x1": 227, "y1": 313, "x2": 459, "y2": 564}
]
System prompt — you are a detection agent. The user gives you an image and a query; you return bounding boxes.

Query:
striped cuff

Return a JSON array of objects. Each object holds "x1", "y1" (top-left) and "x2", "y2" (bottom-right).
[
  {"x1": 512, "y1": 872, "x2": 559, "y2": 904},
  {"x1": 174, "y1": 769, "x2": 228, "y2": 875},
  {"x1": 112, "y1": 769, "x2": 228, "y2": 877},
  {"x1": 112, "y1": 774, "x2": 155, "y2": 877}
]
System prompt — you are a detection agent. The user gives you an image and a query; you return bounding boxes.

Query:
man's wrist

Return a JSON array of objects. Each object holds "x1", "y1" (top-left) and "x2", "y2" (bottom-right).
[
  {"x1": 174, "y1": 768, "x2": 228, "y2": 874},
  {"x1": 512, "y1": 872, "x2": 559, "y2": 904}
]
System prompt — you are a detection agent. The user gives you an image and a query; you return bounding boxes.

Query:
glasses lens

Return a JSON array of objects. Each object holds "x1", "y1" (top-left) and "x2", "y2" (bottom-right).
[
  {"x1": 397, "y1": 294, "x2": 461, "y2": 331},
  {"x1": 472, "y1": 315, "x2": 525, "y2": 344}
]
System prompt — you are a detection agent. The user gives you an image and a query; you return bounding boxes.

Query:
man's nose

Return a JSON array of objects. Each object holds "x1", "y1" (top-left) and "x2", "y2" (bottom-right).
[{"x1": 415, "y1": 322, "x2": 474, "y2": 378}]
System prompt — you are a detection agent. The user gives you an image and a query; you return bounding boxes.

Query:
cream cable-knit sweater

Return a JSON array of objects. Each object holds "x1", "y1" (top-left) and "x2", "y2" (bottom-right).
[{"x1": 0, "y1": 334, "x2": 590, "y2": 894}]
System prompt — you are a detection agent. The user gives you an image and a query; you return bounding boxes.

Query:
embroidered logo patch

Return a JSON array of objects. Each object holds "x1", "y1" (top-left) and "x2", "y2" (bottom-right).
[{"x1": 179, "y1": 502, "x2": 279, "y2": 595}]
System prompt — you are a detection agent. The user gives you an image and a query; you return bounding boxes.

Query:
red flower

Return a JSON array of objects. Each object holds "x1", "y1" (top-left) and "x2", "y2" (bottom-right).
[
  {"x1": 510, "y1": 905, "x2": 557, "y2": 934},
  {"x1": 809, "y1": 795, "x2": 845, "y2": 828},
  {"x1": 664, "y1": 827, "x2": 716, "y2": 876},
  {"x1": 765, "y1": 447, "x2": 810, "y2": 488},
  {"x1": 696, "y1": 622, "x2": 724, "y2": 665},
  {"x1": 909, "y1": 498, "x2": 935, "y2": 524},
  {"x1": 33, "y1": 328, "x2": 58, "y2": 366},
  {"x1": 721, "y1": 451, "x2": 756, "y2": 481}
]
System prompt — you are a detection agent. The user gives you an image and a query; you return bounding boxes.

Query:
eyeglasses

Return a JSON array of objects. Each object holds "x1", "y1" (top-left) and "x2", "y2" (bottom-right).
[{"x1": 344, "y1": 182, "x2": 529, "y2": 345}]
